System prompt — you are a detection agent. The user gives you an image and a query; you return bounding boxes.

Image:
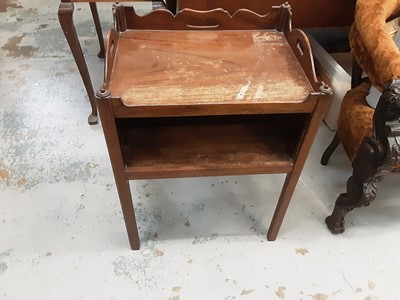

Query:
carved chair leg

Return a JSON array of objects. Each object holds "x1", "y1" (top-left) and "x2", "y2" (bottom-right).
[
  {"x1": 59, "y1": 2, "x2": 98, "y2": 125},
  {"x1": 89, "y1": 2, "x2": 105, "y2": 58},
  {"x1": 325, "y1": 128, "x2": 388, "y2": 234},
  {"x1": 326, "y1": 80, "x2": 400, "y2": 234},
  {"x1": 321, "y1": 132, "x2": 340, "y2": 165},
  {"x1": 325, "y1": 175, "x2": 379, "y2": 234}
]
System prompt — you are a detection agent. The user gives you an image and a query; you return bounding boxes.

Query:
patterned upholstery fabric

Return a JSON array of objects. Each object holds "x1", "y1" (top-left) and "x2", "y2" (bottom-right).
[
  {"x1": 350, "y1": 0, "x2": 400, "y2": 90},
  {"x1": 337, "y1": 82, "x2": 374, "y2": 161}
]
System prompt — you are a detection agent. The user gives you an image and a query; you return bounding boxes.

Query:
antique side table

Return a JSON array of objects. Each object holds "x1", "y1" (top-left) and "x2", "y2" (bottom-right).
[{"x1": 95, "y1": 4, "x2": 332, "y2": 249}]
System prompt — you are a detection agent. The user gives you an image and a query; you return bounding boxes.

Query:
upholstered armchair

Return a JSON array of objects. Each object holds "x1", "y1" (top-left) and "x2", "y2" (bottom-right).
[{"x1": 321, "y1": 0, "x2": 400, "y2": 233}]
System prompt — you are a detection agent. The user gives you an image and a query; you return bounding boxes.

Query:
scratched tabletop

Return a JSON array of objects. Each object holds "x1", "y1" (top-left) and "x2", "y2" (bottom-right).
[{"x1": 108, "y1": 30, "x2": 312, "y2": 107}]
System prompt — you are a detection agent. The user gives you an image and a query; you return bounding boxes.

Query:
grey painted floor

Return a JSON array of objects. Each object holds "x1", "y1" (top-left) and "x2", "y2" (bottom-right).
[{"x1": 1, "y1": 1, "x2": 400, "y2": 299}]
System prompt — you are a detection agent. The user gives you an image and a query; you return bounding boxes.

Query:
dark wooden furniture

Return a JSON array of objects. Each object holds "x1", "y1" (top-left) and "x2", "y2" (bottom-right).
[
  {"x1": 96, "y1": 3, "x2": 332, "y2": 250},
  {"x1": 58, "y1": 0, "x2": 354, "y2": 125},
  {"x1": 321, "y1": 0, "x2": 400, "y2": 234},
  {"x1": 58, "y1": 0, "x2": 105, "y2": 124},
  {"x1": 58, "y1": 0, "x2": 177, "y2": 125},
  {"x1": 178, "y1": 0, "x2": 356, "y2": 56},
  {"x1": 178, "y1": 0, "x2": 355, "y2": 28}
]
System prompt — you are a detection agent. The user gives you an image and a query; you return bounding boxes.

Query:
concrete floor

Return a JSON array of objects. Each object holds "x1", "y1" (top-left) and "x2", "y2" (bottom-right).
[{"x1": 1, "y1": 1, "x2": 400, "y2": 299}]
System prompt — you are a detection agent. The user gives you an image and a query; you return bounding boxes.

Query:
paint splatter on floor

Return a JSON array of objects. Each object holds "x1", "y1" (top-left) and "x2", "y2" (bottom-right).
[
  {"x1": 1, "y1": 33, "x2": 39, "y2": 57},
  {"x1": 192, "y1": 234, "x2": 218, "y2": 245},
  {"x1": 311, "y1": 293, "x2": 328, "y2": 300},
  {"x1": 184, "y1": 217, "x2": 191, "y2": 227},
  {"x1": 153, "y1": 249, "x2": 164, "y2": 257},
  {"x1": 276, "y1": 286, "x2": 286, "y2": 299},
  {"x1": 368, "y1": 281, "x2": 376, "y2": 290},
  {"x1": 0, "y1": 249, "x2": 13, "y2": 274},
  {"x1": 0, "y1": 262, "x2": 8, "y2": 274},
  {"x1": 0, "y1": 0, "x2": 22, "y2": 13},
  {"x1": 295, "y1": 248, "x2": 309, "y2": 256},
  {"x1": 240, "y1": 289, "x2": 254, "y2": 296}
]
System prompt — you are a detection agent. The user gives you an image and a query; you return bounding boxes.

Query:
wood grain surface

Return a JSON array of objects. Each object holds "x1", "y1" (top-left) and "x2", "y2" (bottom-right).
[
  {"x1": 119, "y1": 115, "x2": 303, "y2": 179},
  {"x1": 108, "y1": 30, "x2": 312, "y2": 112}
]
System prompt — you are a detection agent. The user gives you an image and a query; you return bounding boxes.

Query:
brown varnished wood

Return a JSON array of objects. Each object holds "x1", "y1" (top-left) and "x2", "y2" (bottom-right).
[
  {"x1": 178, "y1": 0, "x2": 355, "y2": 28},
  {"x1": 89, "y1": 2, "x2": 105, "y2": 58},
  {"x1": 73, "y1": 0, "x2": 357, "y2": 31},
  {"x1": 122, "y1": 7, "x2": 283, "y2": 30},
  {"x1": 267, "y1": 89, "x2": 332, "y2": 240},
  {"x1": 285, "y1": 29, "x2": 320, "y2": 92},
  {"x1": 61, "y1": 0, "x2": 353, "y2": 125},
  {"x1": 110, "y1": 100, "x2": 318, "y2": 118},
  {"x1": 58, "y1": 2, "x2": 98, "y2": 124},
  {"x1": 108, "y1": 30, "x2": 313, "y2": 114},
  {"x1": 96, "y1": 4, "x2": 332, "y2": 248},
  {"x1": 59, "y1": 0, "x2": 177, "y2": 125},
  {"x1": 69, "y1": 0, "x2": 150, "y2": 1},
  {"x1": 96, "y1": 90, "x2": 141, "y2": 250},
  {"x1": 118, "y1": 115, "x2": 307, "y2": 179},
  {"x1": 103, "y1": 30, "x2": 119, "y2": 89}
]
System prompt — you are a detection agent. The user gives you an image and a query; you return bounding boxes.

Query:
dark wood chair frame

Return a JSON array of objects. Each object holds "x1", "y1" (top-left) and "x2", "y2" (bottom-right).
[{"x1": 321, "y1": 58, "x2": 400, "y2": 234}]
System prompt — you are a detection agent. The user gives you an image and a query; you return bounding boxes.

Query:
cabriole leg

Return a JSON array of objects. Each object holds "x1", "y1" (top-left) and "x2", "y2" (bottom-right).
[
  {"x1": 58, "y1": 2, "x2": 98, "y2": 125},
  {"x1": 89, "y1": 2, "x2": 105, "y2": 58}
]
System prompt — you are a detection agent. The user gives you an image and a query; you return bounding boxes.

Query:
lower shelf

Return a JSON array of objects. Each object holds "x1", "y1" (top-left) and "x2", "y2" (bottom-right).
[{"x1": 119, "y1": 115, "x2": 306, "y2": 179}]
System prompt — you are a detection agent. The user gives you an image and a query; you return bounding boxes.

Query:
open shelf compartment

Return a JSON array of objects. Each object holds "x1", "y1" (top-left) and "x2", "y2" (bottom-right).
[{"x1": 118, "y1": 114, "x2": 308, "y2": 179}]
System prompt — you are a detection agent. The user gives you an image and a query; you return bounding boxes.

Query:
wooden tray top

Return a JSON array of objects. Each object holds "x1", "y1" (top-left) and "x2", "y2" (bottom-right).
[{"x1": 108, "y1": 30, "x2": 313, "y2": 108}]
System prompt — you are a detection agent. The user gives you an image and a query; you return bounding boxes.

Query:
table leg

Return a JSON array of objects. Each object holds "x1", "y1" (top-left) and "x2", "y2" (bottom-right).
[
  {"x1": 58, "y1": 2, "x2": 98, "y2": 125},
  {"x1": 96, "y1": 90, "x2": 141, "y2": 250},
  {"x1": 89, "y1": 2, "x2": 105, "y2": 58},
  {"x1": 267, "y1": 96, "x2": 331, "y2": 241}
]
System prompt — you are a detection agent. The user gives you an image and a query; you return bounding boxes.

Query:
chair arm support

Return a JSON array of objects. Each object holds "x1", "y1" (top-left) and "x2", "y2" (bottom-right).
[{"x1": 357, "y1": 80, "x2": 400, "y2": 176}]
